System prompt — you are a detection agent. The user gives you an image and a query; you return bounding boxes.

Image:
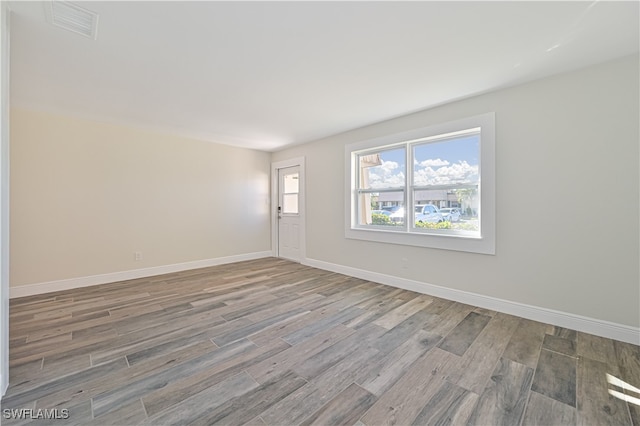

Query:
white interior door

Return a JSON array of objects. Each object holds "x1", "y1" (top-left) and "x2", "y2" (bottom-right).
[{"x1": 277, "y1": 166, "x2": 301, "y2": 262}]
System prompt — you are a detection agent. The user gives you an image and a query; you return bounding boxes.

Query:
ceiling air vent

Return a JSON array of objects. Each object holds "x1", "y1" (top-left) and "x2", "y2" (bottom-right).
[{"x1": 48, "y1": 1, "x2": 99, "y2": 40}]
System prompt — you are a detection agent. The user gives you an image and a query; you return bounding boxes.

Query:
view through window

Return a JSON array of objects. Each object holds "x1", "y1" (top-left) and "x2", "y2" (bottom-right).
[
  {"x1": 356, "y1": 130, "x2": 480, "y2": 237},
  {"x1": 346, "y1": 112, "x2": 495, "y2": 254}
]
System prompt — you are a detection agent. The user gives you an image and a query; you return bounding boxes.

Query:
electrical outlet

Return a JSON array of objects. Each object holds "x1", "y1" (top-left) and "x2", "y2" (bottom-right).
[
  {"x1": 134, "y1": 252, "x2": 142, "y2": 261},
  {"x1": 401, "y1": 257, "x2": 409, "y2": 269}
]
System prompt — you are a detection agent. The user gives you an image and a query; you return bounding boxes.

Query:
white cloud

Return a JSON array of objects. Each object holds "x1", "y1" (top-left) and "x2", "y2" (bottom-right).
[
  {"x1": 366, "y1": 159, "x2": 478, "y2": 188},
  {"x1": 420, "y1": 158, "x2": 450, "y2": 167},
  {"x1": 366, "y1": 161, "x2": 405, "y2": 189},
  {"x1": 414, "y1": 160, "x2": 478, "y2": 186},
  {"x1": 380, "y1": 160, "x2": 399, "y2": 172}
]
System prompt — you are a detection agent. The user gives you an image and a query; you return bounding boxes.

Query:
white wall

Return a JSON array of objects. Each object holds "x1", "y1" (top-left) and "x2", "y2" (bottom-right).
[
  {"x1": 10, "y1": 109, "x2": 271, "y2": 290},
  {"x1": 0, "y1": 2, "x2": 9, "y2": 398},
  {"x1": 272, "y1": 55, "x2": 640, "y2": 331}
]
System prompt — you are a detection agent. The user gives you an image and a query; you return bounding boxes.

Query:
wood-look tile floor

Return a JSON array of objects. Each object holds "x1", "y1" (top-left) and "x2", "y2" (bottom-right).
[{"x1": 2, "y1": 258, "x2": 639, "y2": 425}]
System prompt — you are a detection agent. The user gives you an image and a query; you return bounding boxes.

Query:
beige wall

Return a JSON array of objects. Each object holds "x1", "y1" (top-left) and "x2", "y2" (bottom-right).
[
  {"x1": 273, "y1": 55, "x2": 640, "y2": 328},
  {"x1": 10, "y1": 109, "x2": 271, "y2": 287}
]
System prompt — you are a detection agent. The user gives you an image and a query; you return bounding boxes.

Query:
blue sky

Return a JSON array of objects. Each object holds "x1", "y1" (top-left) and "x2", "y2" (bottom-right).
[
  {"x1": 414, "y1": 135, "x2": 479, "y2": 166},
  {"x1": 378, "y1": 134, "x2": 479, "y2": 167}
]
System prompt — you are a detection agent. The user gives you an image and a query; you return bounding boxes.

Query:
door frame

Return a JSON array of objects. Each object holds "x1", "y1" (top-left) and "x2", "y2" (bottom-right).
[
  {"x1": 271, "y1": 157, "x2": 305, "y2": 261},
  {"x1": 0, "y1": 2, "x2": 9, "y2": 398}
]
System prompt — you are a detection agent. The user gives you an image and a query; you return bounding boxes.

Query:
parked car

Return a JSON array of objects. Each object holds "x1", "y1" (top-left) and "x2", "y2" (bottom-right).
[
  {"x1": 415, "y1": 204, "x2": 443, "y2": 223},
  {"x1": 439, "y1": 207, "x2": 461, "y2": 222},
  {"x1": 381, "y1": 205, "x2": 402, "y2": 213},
  {"x1": 389, "y1": 207, "x2": 405, "y2": 223},
  {"x1": 371, "y1": 209, "x2": 391, "y2": 216}
]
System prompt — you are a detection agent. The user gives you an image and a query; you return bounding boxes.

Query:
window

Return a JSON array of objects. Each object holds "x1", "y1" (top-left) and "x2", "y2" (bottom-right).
[
  {"x1": 282, "y1": 171, "x2": 299, "y2": 214},
  {"x1": 345, "y1": 113, "x2": 495, "y2": 254}
]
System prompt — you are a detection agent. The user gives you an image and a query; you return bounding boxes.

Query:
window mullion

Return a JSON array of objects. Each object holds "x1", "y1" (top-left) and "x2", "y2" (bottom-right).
[
  {"x1": 405, "y1": 144, "x2": 413, "y2": 233},
  {"x1": 353, "y1": 153, "x2": 360, "y2": 228}
]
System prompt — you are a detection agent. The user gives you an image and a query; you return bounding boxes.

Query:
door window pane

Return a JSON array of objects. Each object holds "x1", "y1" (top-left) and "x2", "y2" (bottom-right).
[
  {"x1": 283, "y1": 194, "x2": 298, "y2": 214},
  {"x1": 282, "y1": 171, "x2": 299, "y2": 214},
  {"x1": 283, "y1": 173, "x2": 299, "y2": 193}
]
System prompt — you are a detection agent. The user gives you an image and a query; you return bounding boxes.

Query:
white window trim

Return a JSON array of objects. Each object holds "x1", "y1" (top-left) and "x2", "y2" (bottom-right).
[{"x1": 345, "y1": 112, "x2": 495, "y2": 255}]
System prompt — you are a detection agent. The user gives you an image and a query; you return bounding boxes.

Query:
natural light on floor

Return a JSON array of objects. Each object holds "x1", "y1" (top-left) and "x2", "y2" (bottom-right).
[{"x1": 607, "y1": 373, "x2": 640, "y2": 406}]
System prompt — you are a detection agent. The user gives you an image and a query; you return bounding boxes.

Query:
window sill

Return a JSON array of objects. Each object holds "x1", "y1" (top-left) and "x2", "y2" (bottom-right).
[{"x1": 345, "y1": 226, "x2": 495, "y2": 254}]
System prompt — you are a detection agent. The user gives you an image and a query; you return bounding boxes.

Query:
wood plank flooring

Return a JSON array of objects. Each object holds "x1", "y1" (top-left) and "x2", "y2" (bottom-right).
[{"x1": 2, "y1": 257, "x2": 639, "y2": 425}]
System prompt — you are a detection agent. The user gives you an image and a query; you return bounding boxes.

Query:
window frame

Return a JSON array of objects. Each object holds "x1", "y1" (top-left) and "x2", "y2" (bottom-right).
[{"x1": 345, "y1": 112, "x2": 495, "y2": 255}]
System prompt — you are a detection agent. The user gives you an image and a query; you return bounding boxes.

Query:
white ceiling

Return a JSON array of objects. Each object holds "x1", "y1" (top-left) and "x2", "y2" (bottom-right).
[{"x1": 7, "y1": 1, "x2": 640, "y2": 151}]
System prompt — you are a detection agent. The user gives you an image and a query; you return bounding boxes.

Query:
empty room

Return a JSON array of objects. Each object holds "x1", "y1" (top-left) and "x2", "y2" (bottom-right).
[{"x1": 0, "y1": 1, "x2": 639, "y2": 425}]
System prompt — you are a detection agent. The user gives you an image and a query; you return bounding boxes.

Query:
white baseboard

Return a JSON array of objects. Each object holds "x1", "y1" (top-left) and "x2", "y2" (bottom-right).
[
  {"x1": 10, "y1": 251, "x2": 273, "y2": 299},
  {"x1": 303, "y1": 258, "x2": 640, "y2": 346}
]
